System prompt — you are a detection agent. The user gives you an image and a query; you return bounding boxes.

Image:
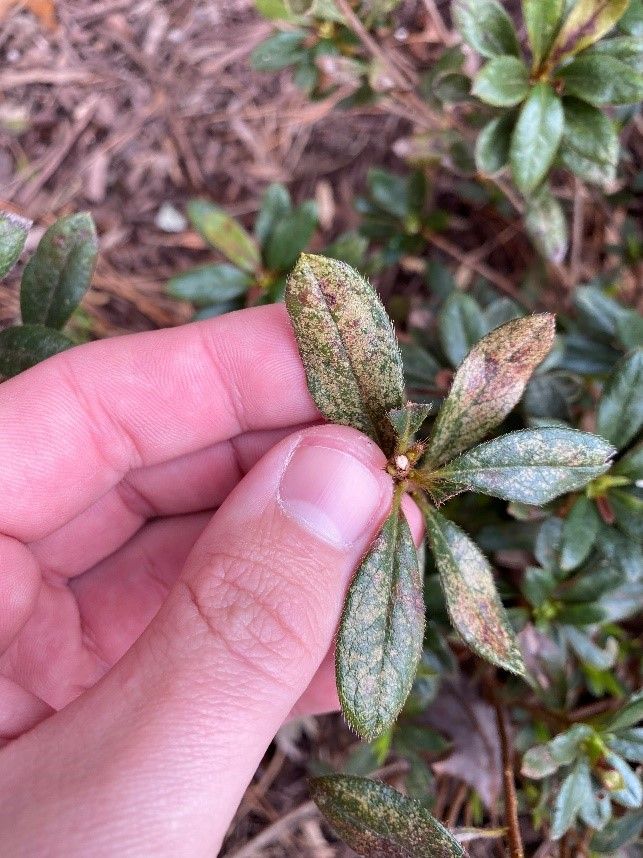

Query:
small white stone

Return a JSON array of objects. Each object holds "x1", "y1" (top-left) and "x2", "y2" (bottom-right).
[{"x1": 395, "y1": 454, "x2": 409, "y2": 471}]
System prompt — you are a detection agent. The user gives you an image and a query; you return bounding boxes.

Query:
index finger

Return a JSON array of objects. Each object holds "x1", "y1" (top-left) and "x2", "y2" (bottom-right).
[{"x1": 0, "y1": 304, "x2": 318, "y2": 542}]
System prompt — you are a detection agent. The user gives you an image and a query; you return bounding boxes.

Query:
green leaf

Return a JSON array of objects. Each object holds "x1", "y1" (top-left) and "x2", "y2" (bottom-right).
[
  {"x1": 522, "y1": 725, "x2": 594, "y2": 779},
  {"x1": 564, "y1": 626, "x2": 614, "y2": 667},
  {"x1": 250, "y1": 31, "x2": 306, "y2": 71},
  {"x1": 388, "y1": 402, "x2": 431, "y2": 447},
  {"x1": 286, "y1": 254, "x2": 406, "y2": 453},
  {"x1": 613, "y1": 441, "x2": 643, "y2": 481},
  {"x1": 510, "y1": 83, "x2": 564, "y2": 193},
  {"x1": 605, "y1": 751, "x2": 643, "y2": 808},
  {"x1": 472, "y1": 56, "x2": 530, "y2": 106},
  {"x1": 522, "y1": 0, "x2": 564, "y2": 67},
  {"x1": 559, "y1": 98, "x2": 619, "y2": 185},
  {"x1": 0, "y1": 324, "x2": 74, "y2": 380},
  {"x1": 550, "y1": 0, "x2": 631, "y2": 62},
  {"x1": 399, "y1": 341, "x2": 441, "y2": 388},
  {"x1": 573, "y1": 283, "x2": 629, "y2": 340},
  {"x1": 596, "y1": 349, "x2": 643, "y2": 449},
  {"x1": 432, "y1": 72, "x2": 472, "y2": 103},
  {"x1": 286, "y1": 0, "x2": 315, "y2": 12},
  {"x1": 525, "y1": 183, "x2": 568, "y2": 263},
  {"x1": 475, "y1": 111, "x2": 515, "y2": 174},
  {"x1": 558, "y1": 54, "x2": 643, "y2": 105},
  {"x1": 167, "y1": 263, "x2": 251, "y2": 306},
  {"x1": 255, "y1": 0, "x2": 297, "y2": 19},
  {"x1": 309, "y1": 775, "x2": 466, "y2": 857},
  {"x1": 580, "y1": 788, "x2": 612, "y2": 830},
  {"x1": 452, "y1": 0, "x2": 521, "y2": 59},
  {"x1": 608, "y1": 728, "x2": 643, "y2": 762},
  {"x1": 425, "y1": 314, "x2": 556, "y2": 467},
  {"x1": 616, "y1": 310, "x2": 643, "y2": 350},
  {"x1": 432, "y1": 428, "x2": 615, "y2": 505},
  {"x1": 560, "y1": 495, "x2": 601, "y2": 571},
  {"x1": 323, "y1": 231, "x2": 369, "y2": 269},
  {"x1": 367, "y1": 169, "x2": 424, "y2": 220},
  {"x1": 585, "y1": 36, "x2": 643, "y2": 71},
  {"x1": 592, "y1": 808, "x2": 643, "y2": 854},
  {"x1": 551, "y1": 758, "x2": 594, "y2": 839},
  {"x1": 255, "y1": 183, "x2": 292, "y2": 245},
  {"x1": 187, "y1": 200, "x2": 260, "y2": 273},
  {"x1": 423, "y1": 506, "x2": 524, "y2": 673},
  {"x1": 610, "y1": 487, "x2": 643, "y2": 541},
  {"x1": 264, "y1": 200, "x2": 317, "y2": 272},
  {"x1": 20, "y1": 212, "x2": 98, "y2": 330},
  {"x1": 618, "y1": 0, "x2": 643, "y2": 35},
  {"x1": 336, "y1": 506, "x2": 425, "y2": 740},
  {"x1": 438, "y1": 291, "x2": 486, "y2": 369},
  {"x1": 0, "y1": 211, "x2": 30, "y2": 279}
]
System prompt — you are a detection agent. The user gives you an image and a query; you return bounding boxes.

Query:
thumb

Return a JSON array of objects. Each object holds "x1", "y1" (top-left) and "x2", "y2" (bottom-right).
[{"x1": 0, "y1": 426, "x2": 396, "y2": 856}]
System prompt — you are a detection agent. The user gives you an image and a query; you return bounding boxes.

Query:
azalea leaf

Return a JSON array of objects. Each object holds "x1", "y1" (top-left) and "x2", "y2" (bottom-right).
[
  {"x1": 551, "y1": 758, "x2": 594, "y2": 839},
  {"x1": 431, "y1": 428, "x2": 615, "y2": 505},
  {"x1": 560, "y1": 494, "x2": 601, "y2": 571},
  {"x1": 336, "y1": 505, "x2": 425, "y2": 740},
  {"x1": 475, "y1": 112, "x2": 515, "y2": 174},
  {"x1": 388, "y1": 402, "x2": 432, "y2": 448},
  {"x1": 0, "y1": 210, "x2": 31, "y2": 279},
  {"x1": 424, "y1": 314, "x2": 555, "y2": 467},
  {"x1": 0, "y1": 324, "x2": 73, "y2": 380},
  {"x1": 550, "y1": 0, "x2": 631, "y2": 63},
  {"x1": 286, "y1": 254, "x2": 406, "y2": 454},
  {"x1": 452, "y1": 0, "x2": 521, "y2": 59},
  {"x1": 596, "y1": 349, "x2": 643, "y2": 450},
  {"x1": 522, "y1": 0, "x2": 564, "y2": 67},
  {"x1": 525, "y1": 183, "x2": 568, "y2": 263},
  {"x1": 187, "y1": 199, "x2": 261, "y2": 273},
  {"x1": 423, "y1": 505, "x2": 525, "y2": 674},
  {"x1": 559, "y1": 98, "x2": 619, "y2": 186},
  {"x1": 510, "y1": 83, "x2": 564, "y2": 194},
  {"x1": 310, "y1": 775, "x2": 466, "y2": 857}
]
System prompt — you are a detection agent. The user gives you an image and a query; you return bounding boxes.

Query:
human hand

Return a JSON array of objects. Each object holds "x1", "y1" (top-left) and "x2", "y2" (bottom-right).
[{"x1": 0, "y1": 304, "x2": 420, "y2": 856}]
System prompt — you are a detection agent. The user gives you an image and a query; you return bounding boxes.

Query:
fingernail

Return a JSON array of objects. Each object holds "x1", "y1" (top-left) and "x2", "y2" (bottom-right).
[{"x1": 279, "y1": 444, "x2": 387, "y2": 548}]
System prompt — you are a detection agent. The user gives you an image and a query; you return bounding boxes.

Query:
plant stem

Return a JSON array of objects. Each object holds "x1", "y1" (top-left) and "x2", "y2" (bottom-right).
[{"x1": 491, "y1": 684, "x2": 525, "y2": 858}]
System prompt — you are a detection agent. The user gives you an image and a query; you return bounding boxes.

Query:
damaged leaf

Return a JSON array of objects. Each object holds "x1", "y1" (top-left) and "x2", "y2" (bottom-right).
[
  {"x1": 425, "y1": 314, "x2": 556, "y2": 467},
  {"x1": 286, "y1": 254, "x2": 406, "y2": 454},
  {"x1": 336, "y1": 505, "x2": 425, "y2": 740}
]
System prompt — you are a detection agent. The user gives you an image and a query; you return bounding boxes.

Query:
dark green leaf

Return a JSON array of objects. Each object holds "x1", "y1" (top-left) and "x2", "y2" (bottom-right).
[
  {"x1": 264, "y1": 200, "x2": 318, "y2": 271},
  {"x1": 613, "y1": 441, "x2": 643, "y2": 481},
  {"x1": 472, "y1": 56, "x2": 530, "y2": 106},
  {"x1": 286, "y1": 254, "x2": 406, "y2": 453},
  {"x1": 20, "y1": 212, "x2": 98, "y2": 330},
  {"x1": 250, "y1": 31, "x2": 306, "y2": 71},
  {"x1": 423, "y1": 506, "x2": 525, "y2": 674},
  {"x1": 0, "y1": 324, "x2": 73, "y2": 380},
  {"x1": 510, "y1": 83, "x2": 564, "y2": 193},
  {"x1": 438, "y1": 291, "x2": 486, "y2": 369},
  {"x1": 551, "y1": 758, "x2": 594, "y2": 839},
  {"x1": 367, "y1": 169, "x2": 425, "y2": 220},
  {"x1": 557, "y1": 603, "x2": 606, "y2": 624},
  {"x1": 399, "y1": 342, "x2": 441, "y2": 388},
  {"x1": 432, "y1": 428, "x2": 615, "y2": 505},
  {"x1": 521, "y1": 565, "x2": 556, "y2": 606},
  {"x1": 432, "y1": 72, "x2": 472, "y2": 103},
  {"x1": 522, "y1": 0, "x2": 564, "y2": 67},
  {"x1": 323, "y1": 231, "x2": 369, "y2": 269},
  {"x1": 0, "y1": 210, "x2": 30, "y2": 278},
  {"x1": 187, "y1": 200, "x2": 260, "y2": 272},
  {"x1": 558, "y1": 54, "x2": 643, "y2": 105},
  {"x1": 561, "y1": 331, "x2": 621, "y2": 374},
  {"x1": 560, "y1": 495, "x2": 601, "y2": 571},
  {"x1": 484, "y1": 297, "x2": 523, "y2": 330},
  {"x1": 610, "y1": 487, "x2": 643, "y2": 541},
  {"x1": 525, "y1": 183, "x2": 568, "y2": 262},
  {"x1": 586, "y1": 36, "x2": 643, "y2": 71},
  {"x1": 425, "y1": 314, "x2": 556, "y2": 466},
  {"x1": 597, "y1": 349, "x2": 643, "y2": 449},
  {"x1": 388, "y1": 402, "x2": 432, "y2": 446},
  {"x1": 591, "y1": 808, "x2": 643, "y2": 854},
  {"x1": 475, "y1": 112, "x2": 515, "y2": 174},
  {"x1": 336, "y1": 507, "x2": 425, "y2": 740},
  {"x1": 255, "y1": 182, "x2": 292, "y2": 245},
  {"x1": 618, "y1": 0, "x2": 643, "y2": 35},
  {"x1": 523, "y1": 371, "x2": 582, "y2": 420},
  {"x1": 550, "y1": 0, "x2": 631, "y2": 62},
  {"x1": 452, "y1": 0, "x2": 521, "y2": 58},
  {"x1": 558, "y1": 98, "x2": 619, "y2": 186},
  {"x1": 564, "y1": 626, "x2": 615, "y2": 667},
  {"x1": 573, "y1": 283, "x2": 628, "y2": 339},
  {"x1": 310, "y1": 775, "x2": 466, "y2": 857},
  {"x1": 616, "y1": 310, "x2": 643, "y2": 349},
  {"x1": 167, "y1": 263, "x2": 251, "y2": 306}
]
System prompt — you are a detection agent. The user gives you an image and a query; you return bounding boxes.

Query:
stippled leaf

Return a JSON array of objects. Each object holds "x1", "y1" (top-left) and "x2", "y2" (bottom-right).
[
  {"x1": 286, "y1": 254, "x2": 406, "y2": 453},
  {"x1": 510, "y1": 83, "x2": 564, "y2": 194},
  {"x1": 187, "y1": 199, "x2": 261, "y2": 273},
  {"x1": 452, "y1": 0, "x2": 521, "y2": 59},
  {"x1": 0, "y1": 324, "x2": 73, "y2": 380},
  {"x1": 0, "y1": 211, "x2": 30, "y2": 278},
  {"x1": 336, "y1": 506, "x2": 425, "y2": 740},
  {"x1": 425, "y1": 314, "x2": 556, "y2": 467},
  {"x1": 551, "y1": 757, "x2": 594, "y2": 839},
  {"x1": 309, "y1": 775, "x2": 466, "y2": 857},
  {"x1": 424, "y1": 506, "x2": 525, "y2": 674},
  {"x1": 20, "y1": 212, "x2": 98, "y2": 330},
  {"x1": 550, "y1": 0, "x2": 631, "y2": 62},
  {"x1": 596, "y1": 349, "x2": 643, "y2": 449},
  {"x1": 558, "y1": 54, "x2": 643, "y2": 105},
  {"x1": 167, "y1": 263, "x2": 251, "y2": 306},
  {"x1": 560, "y1": 495, "x2": 601, "y2": 571},
  {"x1": 472, "y1": 56, "x2": 530, "y2": 106},
  {"x1": 525, "y1": 183, "x2": 569, "y2": 263},
  {"x1": 388, "y1": 402, "x2": 431, "y2": 448},
  {"x1": 475, "y1": 111, "x2": 515, "y2": 174},
  {"x1": 559, "y1": 98, "x2": 619, "y2": 186},
  {"x1": 432, "y1": 428, "x2": 615, "y2": 505},
  {"x1": 438, "y1": 292, "x2": 486, "y2": 369},
  {"x1": 522, "y1": 0, "x2": 564, "y2": 67}
]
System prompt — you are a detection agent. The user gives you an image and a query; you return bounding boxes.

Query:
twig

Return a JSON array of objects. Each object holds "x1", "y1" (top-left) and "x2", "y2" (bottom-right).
[{"x1": 492, "y1": 692, "x2": 525, "y2": 858}]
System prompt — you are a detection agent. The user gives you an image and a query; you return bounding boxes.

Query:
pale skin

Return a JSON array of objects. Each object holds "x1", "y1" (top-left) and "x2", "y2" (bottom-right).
[{"x1": 0, "y1": 303, "x2": 421, "y2": 856}]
